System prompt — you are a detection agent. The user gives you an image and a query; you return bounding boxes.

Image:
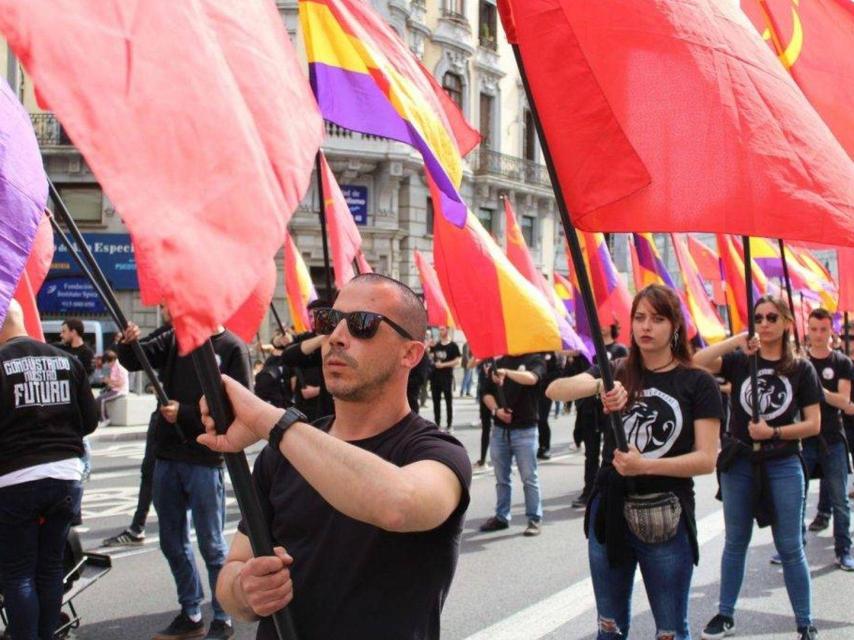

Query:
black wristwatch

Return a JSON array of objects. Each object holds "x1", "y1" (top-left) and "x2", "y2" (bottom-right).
[{"x1": 268, "y1": 407, "x2": 308, "y2": 451}]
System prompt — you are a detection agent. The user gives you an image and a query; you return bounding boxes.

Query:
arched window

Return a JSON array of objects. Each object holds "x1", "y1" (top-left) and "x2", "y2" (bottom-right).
[{"x1": 442, "y1": 72, "x2": 464, "y2": 109}]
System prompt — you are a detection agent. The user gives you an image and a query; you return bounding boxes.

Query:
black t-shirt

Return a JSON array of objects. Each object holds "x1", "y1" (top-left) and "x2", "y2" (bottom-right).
[
  {"x1": 481, "y1": 353, "x2": 546, "y2": 428},
  {"x1": 593, "y1": 361, "x2": 723, "y2": 494},
  {"x1": 254, "y1": 355, "x2": 292, "y2": 409},
  {"x1": 58, "y1": 342, "x2": 95, "y2": 377},
  {"x1": 407, "y1": 352, "x2": 433, "y2": 396},
  {"x1": 242, "y1": 412, "x2": 472, "y2": 640},
  {"x1": 719, "y1": 351, "x2": 822, "y2": 445},
  {"x1": 430, "y1": 341, "x2": 461, "y2": 383},
  {"x1": 0, "y1": 337, "x2": 99, "y2": 476},
  {"x1": 807, "y1": 350, "x2": 853, "y2": 444}
]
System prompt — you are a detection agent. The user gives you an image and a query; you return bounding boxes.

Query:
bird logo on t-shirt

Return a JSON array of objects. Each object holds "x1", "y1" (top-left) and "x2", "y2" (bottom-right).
[
  {"x1": 621, "y1": 387, "x2": 683, "y2": 458},
  {"x1": 739, "y1": 368, "x2": 793, "y2": 421}
]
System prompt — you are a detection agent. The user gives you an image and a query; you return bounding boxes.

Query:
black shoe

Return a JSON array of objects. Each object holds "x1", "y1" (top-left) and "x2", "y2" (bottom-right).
[
  {"x1": 797, "y1": 626, "x2": 818, "y2": 640},
  {"x1": 523, "y1": 520, "x2": 541, "y2": 536},
  {"x1": 808, "y1": 514, "x2": 829, "y2": 532},
  {"x1": 479, "y1": 516, "x2": 509, "y2": 532},
  {"x1": 103, "y1": 529, "x2": 145, "y2": 547},
  {"x1": 204, "y1": 620, "x2": 234, "y2": 640},
  {"x1": 701, "y1": 614, "x2": 735, "y2": 639},
  {"x1": 571, "y1": 492, "x2": 589, "y2": 509},
  {"x1": 152, "y1": 613, "x2": 205, "y2": 640},
  {"x1": 536, "y1": 449, "x2": 551, "y2": 460}
]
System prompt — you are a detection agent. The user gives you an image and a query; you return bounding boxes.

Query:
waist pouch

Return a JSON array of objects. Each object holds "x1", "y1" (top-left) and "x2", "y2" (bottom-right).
[{"x1": 623, "y1": 492, "x2": 682, "y2": 544}]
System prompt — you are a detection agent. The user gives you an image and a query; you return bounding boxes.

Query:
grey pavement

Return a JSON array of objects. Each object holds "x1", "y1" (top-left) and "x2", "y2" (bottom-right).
[{"x1": 11, "y1": 395, "x2": 854, "y2": 639}]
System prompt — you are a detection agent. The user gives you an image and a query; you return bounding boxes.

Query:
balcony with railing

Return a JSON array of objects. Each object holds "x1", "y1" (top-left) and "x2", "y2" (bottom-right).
[
  {"x1": 30, "y1": 113, "x2": 73, "y2": 146},
  {"x1": 471, "y1": 148, "x2": 550, "y2": 188}
]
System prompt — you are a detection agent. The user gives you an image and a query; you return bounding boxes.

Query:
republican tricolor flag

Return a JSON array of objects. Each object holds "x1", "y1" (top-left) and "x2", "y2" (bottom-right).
[{"x1": 283, "y1": 231, "x2": 318, "y2": 334}]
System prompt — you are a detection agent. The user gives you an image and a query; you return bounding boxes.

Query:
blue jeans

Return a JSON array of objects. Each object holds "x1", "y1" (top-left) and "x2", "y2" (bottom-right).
[
  {"x1": 718, "y1": 456, "x2": 812, "y2": 628},
  {"x1": 152, "y1": 459, "x2": 229, "y2": 621},
  {"x1": 588, "y1": 497, "x2": 693, "y2": 639},
  {"x1": 490, "y1": 425, "x2": 542, "y2": 523},
  {"x1": 802, "y1": 439, "x2": 851, "y2": 556},
  {"x1": 0, "y1": 478, "x2": 83, "y2": 640},
  {"x1": 461, "y1": 368, "x2": 474, "y2": 396}
]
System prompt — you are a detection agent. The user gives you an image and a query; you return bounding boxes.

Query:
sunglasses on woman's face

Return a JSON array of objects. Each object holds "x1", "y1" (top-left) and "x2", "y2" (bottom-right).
[
  {"x1": 753, "y1": 312, "x2": 780, "y2": 324},
  {"x1": 312, "y1": 307, "x2": 413, "y2": 340}
]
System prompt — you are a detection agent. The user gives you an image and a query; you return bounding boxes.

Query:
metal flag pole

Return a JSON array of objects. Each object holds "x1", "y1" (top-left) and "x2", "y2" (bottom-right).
[
  {"x1": 47, "y1": 181, "x2": 170, "y2": 409},
  {"x1": 191, "y1": 342, "x2": 299, "y2": 640},
  {"x1": 742, "y1": 237, "x2": 761, "y2": 433},
  {"x1": 315, "y1": 152, "x2": 334, "y2": 300},
  {"x1": 777, "y1": 239, "x2": 800, "y2": 350},
  {"x1": 845, "y1": 312, "x2": 851, "y2": 355},
  {"x1": 270, "y1": 302, "x2": 287, "y2": 335},
  {"x1": 508, "y1": 44, "x2": 627, "y2": 451}
]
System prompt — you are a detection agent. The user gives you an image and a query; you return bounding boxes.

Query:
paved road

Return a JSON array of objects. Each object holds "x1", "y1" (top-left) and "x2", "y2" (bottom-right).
[{"x1": 11, "y1": 396, "x2": 854, "y2": 639}]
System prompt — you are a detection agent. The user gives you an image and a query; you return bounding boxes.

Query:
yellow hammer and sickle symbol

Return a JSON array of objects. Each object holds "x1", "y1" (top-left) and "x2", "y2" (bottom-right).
[{"x1": 759, "y1": 0, "x2": 804, "y2": 70}]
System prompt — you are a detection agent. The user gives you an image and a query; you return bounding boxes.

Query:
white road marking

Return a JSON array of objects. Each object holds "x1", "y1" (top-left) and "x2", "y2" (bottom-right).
[{"x1": 462, "y1": 509, "x2": 725, "y2": 640}]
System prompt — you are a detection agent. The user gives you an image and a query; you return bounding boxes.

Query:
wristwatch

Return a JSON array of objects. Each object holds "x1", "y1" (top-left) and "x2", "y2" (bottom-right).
[{"x1": 268, "y1": 407, "x2": 308, "y2": 451}]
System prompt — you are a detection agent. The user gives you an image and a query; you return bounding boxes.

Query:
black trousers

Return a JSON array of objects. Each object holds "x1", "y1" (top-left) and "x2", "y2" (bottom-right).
[
  {"x1": 577, "y1": 412, "x2": 601, "y2": 495},
  {"x1": 537, "y1": 395, "x2": 552, "y2": 452},
  {"x1": 479, "y1": 399, "x2": 492, "y2": 463},
  {"x1": 431, "y1": 376, "x2": 454, "y2": 428},
  {"x1": 130, "y1": 411, "x2": 158, "y2": 534}
]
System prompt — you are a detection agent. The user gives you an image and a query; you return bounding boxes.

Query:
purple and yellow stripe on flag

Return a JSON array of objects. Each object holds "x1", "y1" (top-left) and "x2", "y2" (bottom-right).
[
  {"x1": 300, "y1": 0, "x2": 479, "y2": 227},
  {"x1": 671, "y1": 234, "x2": 726, "y2": 343},
  {"x1": 553, "y1": 272, "x2": 575, "y2": 319},
  {"x1": 576, "y1": 232, "x2": 632, "y2": 346},
  {"x1": 283, "y1": 231, "x2": 318, "y2": 334}
]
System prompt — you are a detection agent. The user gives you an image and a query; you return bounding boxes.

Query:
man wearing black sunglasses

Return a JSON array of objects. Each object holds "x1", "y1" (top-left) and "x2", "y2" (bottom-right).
[{"x1": 198, "y1": 273, "x2": 472, "y2": 640}]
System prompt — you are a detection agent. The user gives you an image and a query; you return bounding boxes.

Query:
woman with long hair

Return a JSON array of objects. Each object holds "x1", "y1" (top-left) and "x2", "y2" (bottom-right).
[
  {"x1": 694, "y1": 295, "x2": 821, "y2": 640},
  {"x1": 548, "y1": 284, "x2": 721, "y2": 639}
]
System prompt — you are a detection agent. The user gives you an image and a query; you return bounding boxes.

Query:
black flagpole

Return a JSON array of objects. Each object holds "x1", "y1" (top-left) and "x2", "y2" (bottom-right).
[
  {"x1": 509, "y1": 44, "x2": 627, "y2": 451},
  {"x1": 777, "y1": 239, "x2": 800, "y2": 350},
  {"x1": 315, "y1": 152, "x2": 334, "y2": 300},
  {"x1": 742, "y1": 237, "x2": 761, "y2": 434},
  {"x1": 270, "y1": 302, "x2": 287, "y2": 335},
  {"x1": 190, "y1": 343, "x2": 299, "y2": 640},
  {"x1": 845, "y1": 312, "x2": 851, "y2": 355},
  {"x1": 47, "y1": 181, "x2": 171, "y2": 410}
]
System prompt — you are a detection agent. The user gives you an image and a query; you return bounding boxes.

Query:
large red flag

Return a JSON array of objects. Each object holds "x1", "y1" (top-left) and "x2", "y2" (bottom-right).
[
  {"x1": 688, "y1": 235, "x2": 726, "y2": 306},
  {"x1": 319, "y1": 152, "x2": 373, "y2": 289},
  {"x1": 12, "y1": 213, "x2": 54, "y2": 341},
  {"x1": 224, "y1": 260, "x2": 277, "y2": 344},
  {"x1": 0, "y1": 1, "x2": 323, "y2": 352},
  {"x1": 741, "y1": 0, "x2": 854, "y2": 158},
  {"x1": 503, "y1": 197, "x2": 551, "y2": 301},
  {"x1": 837, "y1": 249, "x2": 854, "y2": 313},
  {"x1": 414, "y1": 250, "x2": 454, "y2": 328},
  {"x1": 500, "y1": 0, "x2": 854, "y2": 245}
]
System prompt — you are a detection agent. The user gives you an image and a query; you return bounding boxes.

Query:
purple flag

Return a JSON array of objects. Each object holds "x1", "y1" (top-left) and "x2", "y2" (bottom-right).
[{"x1": 0, "y1": 79, "x2": 47, "y2": 326}]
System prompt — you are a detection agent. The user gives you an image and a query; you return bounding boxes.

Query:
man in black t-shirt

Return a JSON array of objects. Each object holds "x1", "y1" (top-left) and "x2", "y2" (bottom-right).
[
  {"x1": 58, "y1": 317, "x2": 95, "y2": 377},
  {"x1": 479, "y1": 352, "x2": 547, "y2": 536},
  {"x1": 117, "y1": 318, "x2": 252, "y2": 639},
  {"x1": 0, "y1": 302, "x2": 98, "y2": 640},
  {"x1": 197, "y1": 274, "x2": 471, "y2": 640},
  {"x1": 802, "y1": 309, "x2": 854, "y2": 569},
  {"x1": 430, "y1": 327, "x2": 461, "y2": 432}
]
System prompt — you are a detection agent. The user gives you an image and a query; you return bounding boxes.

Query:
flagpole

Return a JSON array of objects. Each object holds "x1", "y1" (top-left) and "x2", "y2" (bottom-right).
[
  {"x1": 800, "y1": 291, "x2": 806, "y2": 340},
  {"x1": 47, "y1": 182, "x2": 172, "y2": 411},
  {"x1": 777, "y1": 239, "x2": 800, "y2": 350},
  {"x1": 315, "y1": 152, "x2": 334, "y2": 300},
  {"x1": 845, "y1": 312, "x2": 850, "y2": 355},
  {"x1": 190, "y1": 342, "x2": 299, "y2": 640},
  {"x1": 270, "y1": 302, "x2": 287, "y2": 335},
  {"x1": 509, "y1": 44, "x2": 628, "y2": 452},
  {"x1": 741, "y1": 236, "x2": 761, "y2": 432}
]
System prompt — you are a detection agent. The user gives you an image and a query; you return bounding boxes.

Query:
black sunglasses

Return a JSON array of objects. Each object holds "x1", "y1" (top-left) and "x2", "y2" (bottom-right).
[
  {"x1": 313, "y1": 307, "x2": 414, "y2": 340},
  {"x1": 753, "y1": 312, "x2": 780, "y2": 324}
]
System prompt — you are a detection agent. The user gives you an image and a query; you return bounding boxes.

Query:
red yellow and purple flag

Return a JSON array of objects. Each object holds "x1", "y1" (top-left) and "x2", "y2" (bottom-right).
[
  {"x1": 414, "y1": 250, "x2": 455, "y2": 329},
  {"x1": 283, "y1": 231, "x2": 318, "y2": 334},
  {"x1": 575, "y1": 232, "x2": 632, "y2": 346},
  {"x1": 671, "y1": 234, "x2": 727, "y2": 344}
]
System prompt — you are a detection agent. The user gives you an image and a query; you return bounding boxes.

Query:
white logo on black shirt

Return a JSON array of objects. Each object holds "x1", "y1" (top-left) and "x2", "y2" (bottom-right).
[
  {"x1": 822, "y1": 367, "x2": 835, "y2": 381},
  {"x1": 4, "y1": 355, "x2": 73, "y2": 408},
  {"x1": 621, "y1": 388, "x2": 683, "y2": 458},
  {"x1": 739, "y1": 367, "x2": 793, "y2": 421}
]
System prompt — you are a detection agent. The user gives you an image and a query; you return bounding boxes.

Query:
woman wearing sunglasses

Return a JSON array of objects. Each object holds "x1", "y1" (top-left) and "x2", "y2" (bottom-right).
[
  {"x1": 547, "y1": 284, "x2": 721, "y2": 640},
  {"x1": 694, "y1": 295, "x2": 821, "y2": 640}
]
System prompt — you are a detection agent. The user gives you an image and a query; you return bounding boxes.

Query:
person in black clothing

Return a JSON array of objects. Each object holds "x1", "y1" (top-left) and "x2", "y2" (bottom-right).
[
  {"x1": 800, "y1": 308, "x2": 854, "y2": 570},
  {"x1": 562, "y1": 349, "x2": 592, "y2": 447},
  {"x1": 254, "y1": 332, "x2": 294, "y2": 410},
  {"x1": 103, "y1": 306, "x2": 173, "y2": 548},
  {"x1": 694, "y1": 295, "x2": 821, "y2": 640},
  {"x1": 116, "y1": 319, "x2": 251, "y2": 640},
  {"x1": 572, "y1": 324, "x2": 628, "y2": 508},
  {"x1": 479, "y1": 352, "x2": 547, "y2": 536},
  {"x1": 547, "y1": 284, "x2": 721, "y2": 640},
  {"x1": 197, "y1": 274, "x2": 471, "y2": 640},
  {"x1": 536, "y1": 352, "x2": 561, "y2": 460},
  {"x1": 430, "y1": 327, "x2": 461, "y2": 432},
  {"x1": 58, "y1": 317, "x2": 95, "y2": 377},
  {"x1": 407, "y1": 347, "x2": 433, "y2": 414},
  {"x1": 474, "y1": 357, "x2": 494, "y2": 468},
  {"x1": 0, "y1": 301, "x2": 98, "y2": 640}
]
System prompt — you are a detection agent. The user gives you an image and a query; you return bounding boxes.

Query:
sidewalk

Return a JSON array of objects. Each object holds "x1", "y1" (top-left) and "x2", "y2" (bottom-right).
[{"x1": 90, "y1": 392, "x2": 156, "y2": 442}]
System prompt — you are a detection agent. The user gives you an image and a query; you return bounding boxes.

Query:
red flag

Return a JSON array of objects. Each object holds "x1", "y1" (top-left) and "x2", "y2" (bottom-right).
[
  {"x1": 688, "y1": 236, "x2": 726, "y2": 306},
  {"x1": 741, "y1": 0, "x2": 854, "y2": 158},
  {"x1": 503, "y1": 197, "x2": 550, "y2": 301},
  {"x1": 224, "y1": 260, "x2": 276, "y2": 344},
  {"x1": 319, "y1": 152, "x2": 373, "y2": 289},
  {"x1": 283, "y1": 231, "x2": 318, "y2": 334},
  {"x1": 500, "y1": 0, "x2": 854, "y2": 246},
  {"x1": 12, "y1": 213, "x2": 54, "y2": 341},
  {"x1": 414, "y1": 250, "x2": 454, "y2": 328},
  {"x1": 0, "y1": 1, "x2": 323, "y2": 352},
  {"x1": 837, "y1": 249, "x2": 854, "y2": 313}
]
